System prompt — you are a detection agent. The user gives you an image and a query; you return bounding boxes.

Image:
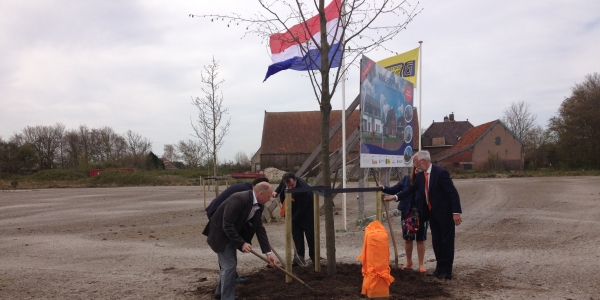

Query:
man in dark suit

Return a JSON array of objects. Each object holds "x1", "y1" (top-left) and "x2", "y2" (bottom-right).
[
  {"x1": 205, "y1": 177, "x2": 270, "y2": 286},
  {"x1": 384, "y1": 150, "x2": 462, "y2": 280},
  {"x1": 272, "y1": 172, "x2": 315, "y2": 264},
  {"x1": 206, "y1": 177, "x2": 270, "y2": 219},
  {"x1": 203, "y1": 182, "x2": 276, "y2": 300}
]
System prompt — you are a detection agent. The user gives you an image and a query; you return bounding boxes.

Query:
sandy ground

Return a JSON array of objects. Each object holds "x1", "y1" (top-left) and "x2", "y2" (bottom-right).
[{"x1": 1, "y1": 177, "x2": 599, "y2": 299}]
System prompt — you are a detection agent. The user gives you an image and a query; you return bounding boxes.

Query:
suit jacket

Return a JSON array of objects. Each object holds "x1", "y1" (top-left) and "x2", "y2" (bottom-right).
[
  {"x1": 383, "y1": 175, "x2": 422, "y2": 215},
  {"x1": 396, "y1": 164, "x2": 461, "y2": 220},
  {"x1": 205, "y1": 182, "x2": 253, "y2": 219},
  {"x1": 275, "y1": 178, "x2": 314, "y2": 224},
  {"x1": 203, "y1": 190, "x2": 271, "y2": 254}
]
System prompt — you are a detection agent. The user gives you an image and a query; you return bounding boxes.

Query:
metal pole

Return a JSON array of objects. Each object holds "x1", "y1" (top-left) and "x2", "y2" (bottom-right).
[
  {"x1": 418, "y1": 41, "x2": 423, "y2": 151},
  {"x1": 341, "y1": 0, "x2": 347, "y2": 232}
]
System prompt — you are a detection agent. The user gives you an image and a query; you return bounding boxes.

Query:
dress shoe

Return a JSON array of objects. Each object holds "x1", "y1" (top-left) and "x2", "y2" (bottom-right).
[
  {"x1": 426, "y1": 271, "x2": 439, "y2": 277},
  {"x1": 214, "y1": 296, "x2": 238, "y2": 300},
  {"x1": 235, "y1": 276, "x2": 249, "y2": 283},
  {"x1": 435, "y1": 273, "x2": 452, "y2": 280}
]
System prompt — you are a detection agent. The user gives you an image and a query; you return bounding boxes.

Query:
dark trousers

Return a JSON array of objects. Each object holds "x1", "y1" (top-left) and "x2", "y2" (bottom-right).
[
  {"x1": 292, "y1": 220, "x2": 315, "y2": 261},
  {"x1": 429, "y1": 213, "x2": 456, "y2": 275}
]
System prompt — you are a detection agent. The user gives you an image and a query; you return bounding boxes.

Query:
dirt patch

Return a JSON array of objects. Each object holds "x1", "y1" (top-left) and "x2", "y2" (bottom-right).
[{"x1": 193, "y1": 263, "x2": 451, "y2": 299}]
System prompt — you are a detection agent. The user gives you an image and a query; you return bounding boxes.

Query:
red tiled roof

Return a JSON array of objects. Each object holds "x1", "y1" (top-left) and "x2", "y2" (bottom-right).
[
  {"x1": 433, "y1": 120, "x2": 497, "y2": 161},
  {"x1": 423, "y1": 121, "x2": 473, "y2": 145},
  {"x1": 261, "y1": 110, "x2": 361, "y2": 154}
]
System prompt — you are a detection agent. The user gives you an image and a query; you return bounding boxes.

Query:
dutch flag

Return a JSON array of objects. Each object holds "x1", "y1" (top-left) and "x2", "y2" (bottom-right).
[{"x1": 264, "y1": 0, "x2": 343, "y2": 81}]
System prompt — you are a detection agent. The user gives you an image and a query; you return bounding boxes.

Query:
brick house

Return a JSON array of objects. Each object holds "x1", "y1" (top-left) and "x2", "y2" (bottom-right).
[
  {"x1": 259, "y1": 110, "x2": 361, "y2": 172},
  {"x1": 432, "y1": 120, "x2": 524, "y2": 171},
  {"x1": 421, "y1": 113, "x2": 473, "y2": 156}
]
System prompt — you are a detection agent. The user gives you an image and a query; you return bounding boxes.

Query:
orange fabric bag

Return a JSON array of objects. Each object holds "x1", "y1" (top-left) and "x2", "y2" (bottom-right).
[
  {"x1": 279, "y1": 198, "x2": 294, "y2": 218},
  {"x1": 356, "y1": 220, "x2": 395, "y2": 298}
]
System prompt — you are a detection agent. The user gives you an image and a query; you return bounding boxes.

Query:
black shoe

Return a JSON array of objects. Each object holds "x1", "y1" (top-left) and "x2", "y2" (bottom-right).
[
  {"x1": 235, "y1": 276, "x2": 249, "y2": 283},
  {"x1": 435, "y1": 273, "x2": 452, "y2": 280},
  {"x1": 292, "y1": 262, "x2": 299, "y2": 267},
  {"x1": 426, "y1": 271, "x2": 439, "y2": 277},
  {"x1": 214, "y1": 296, "x2": 237, "y2": 300}
]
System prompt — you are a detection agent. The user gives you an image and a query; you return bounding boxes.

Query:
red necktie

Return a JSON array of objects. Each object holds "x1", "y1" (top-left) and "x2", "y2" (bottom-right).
[{"x1": 424, "y1": 172, "x2": 431, "y2": 211}]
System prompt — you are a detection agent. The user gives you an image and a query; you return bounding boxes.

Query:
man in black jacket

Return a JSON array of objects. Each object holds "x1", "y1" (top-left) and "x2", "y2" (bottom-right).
[
  {"x1": 204, "y1": 182, "x2": 275, "y2": 300},
  {"x1": 272, "y1": 172, "x2": 315, "y2": 264},
  {"x1": 205, "y1": 177, "x2": 269, "y2": 219}
]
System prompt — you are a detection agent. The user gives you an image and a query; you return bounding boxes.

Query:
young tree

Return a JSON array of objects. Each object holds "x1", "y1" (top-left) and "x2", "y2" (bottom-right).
[
  {"x1": 549, "y1": 73, "x2": 600, "y2": 168},
  {"x1": 192, "y1": 0, "x2": 421, "y2": 275},
  {"x1": 191, "y1": 57, "x2": 231, "y2": 185},
  {"x1": 502, "y1": 101, "x2": 537, "y2": 141}
]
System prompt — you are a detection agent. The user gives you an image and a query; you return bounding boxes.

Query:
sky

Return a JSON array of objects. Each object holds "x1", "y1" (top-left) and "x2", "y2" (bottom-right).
[{"x1": 1, "y1": 0, "x2": 599, "y2": 162}]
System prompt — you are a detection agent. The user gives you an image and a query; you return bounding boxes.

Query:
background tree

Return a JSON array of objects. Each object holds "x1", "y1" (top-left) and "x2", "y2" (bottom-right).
[
  {"x1": 162, "y1": 144, "x2": 178, "y2": 162},
  {"x1": 177, "y1": 139, "x2": 205, "y2": 169},
  {"x1": 21, "y1": 123, "x2": 65, "y2": 170},
  {"x1": 0, "y1": 137, "x2": 37, "y2": 174},
  {"x1": 502, "y1": 101, "x2": 537, "y2": 141},
  {"x1": 124, "y1": 130, "x2": 153, "y2": 168},
  {"x1": 233, "y1": 151, "x2": 250, "y2": 167},
  {"x1": 191, "y1": 57, "x2": 231, "y2": 190},
  {"x1": 193, "y1": 0, "x2": 421, "y2": 275},
  {"x1": 549, "y1": 73, "x2": 600, "y2": 168},
  {"x1": 146, "y1": 151, "x2": 165, "y2": 170}
]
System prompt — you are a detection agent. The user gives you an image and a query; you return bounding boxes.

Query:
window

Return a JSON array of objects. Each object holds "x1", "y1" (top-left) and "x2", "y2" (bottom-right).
[{"x1": 495, "y1": 137, "x2": 501, "y2": 145}]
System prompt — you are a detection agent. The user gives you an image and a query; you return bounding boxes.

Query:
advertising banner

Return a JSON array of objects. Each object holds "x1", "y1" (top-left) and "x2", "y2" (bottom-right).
[
  {"x1": 360, "y1": 55, "x2": 414, "y2": 168},
  {"x1": 378, "y1": 47, "x2": 419, "y2": 88}
]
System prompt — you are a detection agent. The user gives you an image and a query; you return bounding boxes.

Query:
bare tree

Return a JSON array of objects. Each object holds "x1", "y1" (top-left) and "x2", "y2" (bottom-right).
[
  {"x1": 190, "y1": 57, "x2": 231, "y2": 179},
  {"x1": 177, "y1": 139, "x2": 205, "y2": 169},
  {"x1": 21, "y1": 123, "x2": 65, "y2": 170},
  {"x1": 124, "y1": 130, "x2": 152, "y2": 168},
  {"x1": 502, "y1": 101, "x2": 537, "y2": 141},
  {"x1": 192, "y1": 0, "x2": 421, "y2": 275},
  {"x1": 233, "y1": 151, "x2": 250, "y2": 167},
  {"x1": 163, "y1": 144, "x2": 178, "y2": 162}
]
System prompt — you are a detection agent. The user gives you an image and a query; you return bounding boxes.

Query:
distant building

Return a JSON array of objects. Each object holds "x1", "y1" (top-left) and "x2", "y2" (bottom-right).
[
  {"x1": 432, "y1": 120, "x2": 524, "y2": 171},
  {"x1": 259, "y1": 110, "x2": 361, "y2": 172},
  {"x1": 159, "y1": 158, "x2": 178, "y2": 170},
  {"x1": 421, "y1": 112, "x2": 474, "y2": 156}
]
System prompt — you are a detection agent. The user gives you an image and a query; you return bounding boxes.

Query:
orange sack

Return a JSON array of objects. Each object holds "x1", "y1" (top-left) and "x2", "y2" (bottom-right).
[{"x1": 356, "y1": 220, "x2": 395, "y2": 298}]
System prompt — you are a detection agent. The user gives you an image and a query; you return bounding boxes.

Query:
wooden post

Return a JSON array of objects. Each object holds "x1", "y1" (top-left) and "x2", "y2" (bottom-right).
[
  {"x1": 313, "y1": 193, "x2": 321, "y2": 272},
  {"x1": 376, "y1": 190, "x2": 382, "y2": 222},
  {"x1": 203, "y1": 178, "x2": 207, "y2": 209},
  {"x1": 285, "y1": 192, "x2": 292, "y2": 283},
  {"x1": 215, "y1": 179, "x2": 219, "y2": 196},
  {"x1": 226, "y1": 179, "x2": 229, "y2": 188}
]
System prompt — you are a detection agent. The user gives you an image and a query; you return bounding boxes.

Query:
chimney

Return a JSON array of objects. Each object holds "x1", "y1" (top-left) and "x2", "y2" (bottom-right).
[
  {"x1": 449, "y1": 112, "x2": 455, "y2": 121},
  {"x1": 444, "y1": 116, "x2": 449, "y2": 122}
]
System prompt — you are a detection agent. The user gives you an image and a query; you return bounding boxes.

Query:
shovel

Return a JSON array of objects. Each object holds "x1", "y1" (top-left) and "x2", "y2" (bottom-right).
[
  {"x1": 373, "y1": 173, "x2": 399, "y2": 269},
  {"x1": 292, "y1": 240, "x2": 308, "y2": 267},
  {"x1": 276, "y1": 199, "x2": 308, "y2": 267},
  {"x1": 250, "y1": 250, "x2": 315, "y2": 293}
]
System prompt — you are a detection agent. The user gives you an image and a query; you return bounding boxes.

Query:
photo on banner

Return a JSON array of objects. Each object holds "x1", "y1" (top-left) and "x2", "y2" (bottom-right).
[{"x1": 359, "y1": 55, "x2": 414, "y2": 168}]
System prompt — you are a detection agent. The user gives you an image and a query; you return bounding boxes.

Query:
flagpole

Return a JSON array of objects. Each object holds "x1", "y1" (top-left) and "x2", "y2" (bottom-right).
[
  {"x1": 418, "y1": 41, "x2": 423, "y2": 151},
  {"x1": 341, "y1": 0, "x2": 347, "y2": 231}
]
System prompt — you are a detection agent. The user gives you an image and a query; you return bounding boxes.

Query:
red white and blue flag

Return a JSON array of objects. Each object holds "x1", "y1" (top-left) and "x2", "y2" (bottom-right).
[{"x1": 264, "y1": 0, "x2": 343, "y2": 81}]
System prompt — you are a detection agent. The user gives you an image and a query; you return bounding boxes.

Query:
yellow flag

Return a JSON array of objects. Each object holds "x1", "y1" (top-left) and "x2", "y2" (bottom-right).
[{"x1": 378, "y1": 47, "x2": 419, "y2": 87}]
